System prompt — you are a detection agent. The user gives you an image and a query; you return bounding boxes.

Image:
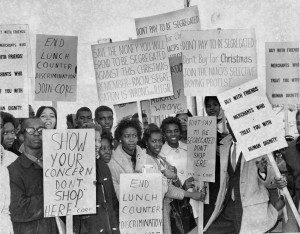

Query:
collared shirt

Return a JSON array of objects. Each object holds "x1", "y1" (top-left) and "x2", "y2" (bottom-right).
[
  {"x1": 23, "y1": 152, "x2": 43, "y2": 168},
  {"x1": 160, "y1": 141, "x2": 188, "y2": 184}
]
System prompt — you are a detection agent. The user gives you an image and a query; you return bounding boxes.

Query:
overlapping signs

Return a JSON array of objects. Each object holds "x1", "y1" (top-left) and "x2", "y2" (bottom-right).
[
  {"x1": 43, "y1": 129, "x2": 96, "y2": 217},
  {"x1": 217, "y1": 80, "x2": 287, "y2": 161},
  {"x1": 0, "y1": 24, "x2": 29, "y2": 117},
  {"x1": 135, "y1": 6, "x2": 200, "y2": 57},
  {"x1": 91, "y1": 36, "x2": 173, "y2": 105},
  {"x1": 181, "y1": 29, "x2": 257, "y2": 96}
]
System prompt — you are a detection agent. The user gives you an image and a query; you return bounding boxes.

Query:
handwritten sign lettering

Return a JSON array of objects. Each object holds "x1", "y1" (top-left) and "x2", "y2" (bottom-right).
[
  {"x1": 91, "y1": 36, "x2": 173, "y2": 105},
  {"x1": 187, "y1": 117, "x2": 216, "y2": 182},
  {"x1": 35, "y1": 34, "x2": 78, "y2": 101},
  {"x1": 150, "y1": 56, "x2": 187, "y2": 115},
  {"x1": 181, "y1": 29, "x2": 257, "y2": 96},
  {"x1": 43, "y1": 129, "x2": 96, "y2": 217},
  {"x1": 0, "y1": 24, "x2": 29, "y2": 117},
  {"x1": 120, "y1": 173, "x2": 163, "y2": 234},
  {"x1": 135, "y1": 6, "x2": 200, "y2": 57}
]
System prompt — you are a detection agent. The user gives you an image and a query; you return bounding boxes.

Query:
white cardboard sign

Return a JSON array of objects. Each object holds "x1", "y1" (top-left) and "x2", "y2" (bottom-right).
[
  {"x1": 187, "y1": 116, "x2": 217, "y2": 182},
  {"x1": 91, "y1": 36, "x2": 173, "y2": 105},
  {"x1": 181, "y1": 29, "x2": 257, "y2": 96},
  {"x1": 43, "y1": 129, "x2": 96, "y2": 217},
  {"x1": 217, "y1": 80, "x2": 287, "y2": 161},
  {"x1": 0, "y1": 24, "x2": 29, "y2": 117},
  {"x1": 266, "y1": 42, "x2": 300, "y2": 106},
  {"x1": 119, "y1": 173, "x2": 163, "y2": 234},
  {"x1": 135, "y1": 6, "x2": 200, "y2": 57}
]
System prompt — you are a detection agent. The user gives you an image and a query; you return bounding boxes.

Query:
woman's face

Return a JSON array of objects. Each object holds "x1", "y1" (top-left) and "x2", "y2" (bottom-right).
[
  {"x1": 205, "y1": 99, "x2": 221, "y2": 117},
  {"x1": 120, "y1": 127, "x2": 138, "y2": 154},
  {"x1": 95, "y1": 130, "x2": 101, "y2": 158},
  {"x1": 99, "y1": 138, "x2": 112, "y2": 163},
  {"x1": 164, "y1": 123, "x2": 180, "y2": 148},
  {"x1": 177, "y1": 113, "x2": 188, "y2": 132},
  {"x1": 147, "y1": 132, "x2": 163, "y2": 156},
  {"x1": 40, "y1": 108, "x2": 56, "y2": 129}
]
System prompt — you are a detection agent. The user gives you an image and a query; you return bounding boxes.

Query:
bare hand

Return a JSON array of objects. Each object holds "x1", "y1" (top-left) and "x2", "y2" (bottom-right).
[
  {"x1": 183, "y1": 177, "x2": 195, "y2": 190},
  {"x1": 190, "y1": 187, "x2": 206, "y2": 202},
  {"x1": 256, "y1": 157, "x2": 268, "y2": 173},
  {"x1": 163, "y1": 169, "x2": 177, "y2": 180},
  {"x1": 274, "y1": 176, "x2": 287, "y2": 189}
]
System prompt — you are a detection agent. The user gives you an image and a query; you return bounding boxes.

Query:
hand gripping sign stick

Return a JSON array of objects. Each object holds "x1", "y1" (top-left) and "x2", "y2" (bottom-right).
[{"x1": 267, "y1": 153, "x2": 300, "y2": 227}]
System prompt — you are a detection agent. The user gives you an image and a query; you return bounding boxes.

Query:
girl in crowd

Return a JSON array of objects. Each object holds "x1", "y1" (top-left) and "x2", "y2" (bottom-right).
[
  {"x1": 136, "y1": 124, "x2": 206, "y2": 233},
  {"x1": 76, "y1": 125, "x2": 119, "y2": 234},
  {"x1": 99, "y1": 132, "x2": 114, "y2": 163},
  {"x1": 1, "y1": 111, "x2": 21, "y2": 156},
  {"x1": 176, "y1": 110, "x2": 193, "y2": 144},
  {"x1": 108, "y1": 119, "x2": 144, "y2": 198},
  {"x1": 36, "y1": 106, "x2": 57, "y2": 129},
  {"x1": 159, "y1": 116, "x2": 200, "y2": 232}
]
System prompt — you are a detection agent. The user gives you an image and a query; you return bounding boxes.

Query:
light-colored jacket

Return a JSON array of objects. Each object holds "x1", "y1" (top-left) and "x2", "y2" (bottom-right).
[
  {"x1": 204, "y1": 135, "x2": 278, "y2": 234},
  {"x1": 136, "y1": 152, "x2": 185, "y2": 234}
]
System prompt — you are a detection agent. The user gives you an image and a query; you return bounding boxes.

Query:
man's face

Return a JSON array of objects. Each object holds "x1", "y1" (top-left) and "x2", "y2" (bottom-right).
[
  {"x1": 95, "y1": 111, "x2": 113, "y2": 132},
  {"x1": 76, "y1": 111, "x2": 93, "y2": 128},
  {"x1": 23, "y1": 119, "x2": 44, "y2": 150},
  {"x1": 2, "y1": 122, "x2": 16, "y2": 149}
]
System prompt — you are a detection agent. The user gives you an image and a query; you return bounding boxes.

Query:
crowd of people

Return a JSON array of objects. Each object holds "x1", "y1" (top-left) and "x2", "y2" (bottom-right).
[{"x1": 0, "y1": 96, "x2": 299, "y2": 234}]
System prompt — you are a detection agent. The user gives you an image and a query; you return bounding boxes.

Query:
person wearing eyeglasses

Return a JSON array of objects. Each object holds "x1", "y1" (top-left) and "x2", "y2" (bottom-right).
[{"x1": 7, "y1": 118, "x2": 58, "y2": 234}]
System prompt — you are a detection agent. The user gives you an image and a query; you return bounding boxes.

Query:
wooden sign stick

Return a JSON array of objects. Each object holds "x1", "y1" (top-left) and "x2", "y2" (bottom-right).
[
  {"x1": 198, "y1": 181, "x2": 204, "y2": 234},
  {"x1": 268, "y1": 153, "x2": 300, "y2": 227},
  {"x1": 137, "y1": 101, "x2": 144, "y2": 132}
]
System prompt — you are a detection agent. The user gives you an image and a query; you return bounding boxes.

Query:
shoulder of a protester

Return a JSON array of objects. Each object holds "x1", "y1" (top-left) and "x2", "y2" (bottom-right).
[
  {"x1": 2, "y1": 150, "x2": 18, "y2": 167},
  {"x1": 160, "y1": 143, "x2": 171, "y2": 156},
  {"x1": 178, "y1": 141, "x2": 187, "y2": 151}
]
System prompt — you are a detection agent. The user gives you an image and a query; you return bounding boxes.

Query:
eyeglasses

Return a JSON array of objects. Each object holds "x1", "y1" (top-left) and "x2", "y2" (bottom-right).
[
  {"x1": 3, "y1": 130, "x2": 16, "y2": 135},
  {"x1": 25, "y1": 127, "x2": 45, "y2": 135}
]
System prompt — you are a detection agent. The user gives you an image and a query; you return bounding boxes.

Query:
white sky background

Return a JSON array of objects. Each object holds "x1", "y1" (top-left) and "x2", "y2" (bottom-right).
[{"x1": 0, "y1": 0, "x2": 299, "y2": 133}]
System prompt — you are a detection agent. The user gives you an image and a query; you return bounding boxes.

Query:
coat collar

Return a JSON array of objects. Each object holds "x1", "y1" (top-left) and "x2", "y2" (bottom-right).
[{"x1": 19, "y1": 153, "x2": 41, "y2": 169}]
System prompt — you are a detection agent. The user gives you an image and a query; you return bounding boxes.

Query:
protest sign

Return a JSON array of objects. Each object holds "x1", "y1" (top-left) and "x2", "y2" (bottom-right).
[
  {"x1": 43, "y1": 129, "x2": 96, "y2": 217},
  {"x1": 266, "y1": 42, "x2": 300, "y2": 106},
  {"x1": 181, "y1": 29, "x2": 257, "y2": 96},
  {"x1": 187, "y1": 116, "x2": 216, "y2": 182},
  {"x1": 119, "y1": 173, "x2": 163, "y2": 234},
  {"x1": 150, "y1": 56, "x2": 187, "y2": 115},
  {"x1": 0, "y1": 24, "x2": 29, "y2": 117},
  {"x1": 114, "y1": 102, "x2": 137, "y2": 121},
  {"x1": 35, "y1": 34, "x2": 78, "y2": 101},
  {"x1": 135, "y1": 6, "x2": 200, "y2": 57},
  {"x1": 217, "y1": 80, "x2": 287, "y2": 161},
  {"x1": 91, "y1": 36, "x2": 173, "y2": 105}
]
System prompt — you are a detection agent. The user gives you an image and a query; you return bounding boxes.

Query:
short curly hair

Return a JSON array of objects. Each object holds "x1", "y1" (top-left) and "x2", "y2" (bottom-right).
[
  {"x1": 142, "y1": 123, "x2": 163, "y2": 145},
  {"x1": 114, "y1": 119, "x2": 142, "y2": 142},
  {"x1": 0, "y1": 111, "x2": 18, "y2": 129},
  {"x1": 160, "y1": 117, "x2": 182, "y2": 135}
]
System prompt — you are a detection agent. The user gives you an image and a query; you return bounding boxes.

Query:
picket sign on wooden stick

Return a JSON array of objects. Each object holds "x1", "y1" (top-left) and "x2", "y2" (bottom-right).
[
  {"x1": 267, "y1": 153, "x2": 300, "y2": 227},
  {"x1": 198, "y1": 182, "x2": 205, "y2": 234},
  {"x1": 137, "y1": 101, "x2": 144, "y2": 132}
]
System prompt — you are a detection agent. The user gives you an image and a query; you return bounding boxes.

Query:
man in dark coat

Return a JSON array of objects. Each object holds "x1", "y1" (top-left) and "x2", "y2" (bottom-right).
[{"x1": 8, "y1": 118, "x2": 58, "y2": 234}]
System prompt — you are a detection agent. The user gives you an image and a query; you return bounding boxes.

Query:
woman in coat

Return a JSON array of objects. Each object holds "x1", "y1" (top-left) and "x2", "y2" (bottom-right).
[{"x1": 135, "y1": 124, "x2": 206, "y2": 233}]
